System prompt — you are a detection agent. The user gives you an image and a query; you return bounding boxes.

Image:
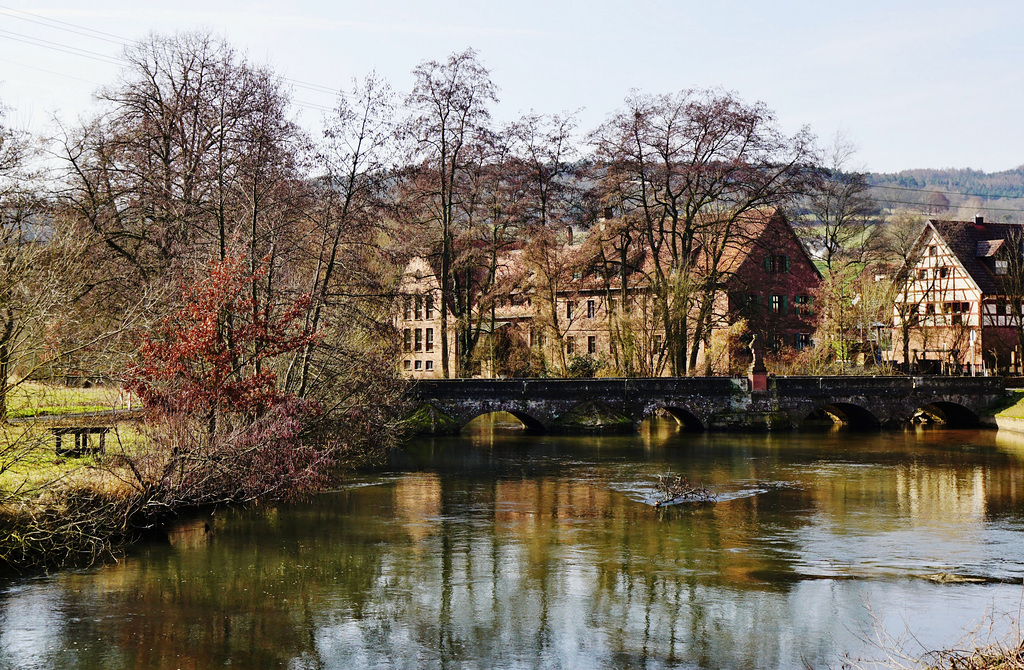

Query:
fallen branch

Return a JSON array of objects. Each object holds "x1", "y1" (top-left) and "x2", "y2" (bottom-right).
[{"x1": 654, "y1": 474, "x2": 716, "y2": 507}]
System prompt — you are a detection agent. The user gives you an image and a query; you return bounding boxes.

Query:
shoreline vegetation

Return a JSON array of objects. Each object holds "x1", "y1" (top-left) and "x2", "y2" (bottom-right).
[{"x1": 0, "y1": 372, "x2": 402, "y2": 574}]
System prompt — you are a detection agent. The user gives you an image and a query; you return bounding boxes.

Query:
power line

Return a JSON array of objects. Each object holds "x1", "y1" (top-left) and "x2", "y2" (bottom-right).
[
  {"x1": 869, "y1": 182, "x2": 1024, "y2": 201},
  {"x1": 0, "y1": 5, "x2": 342, "y2": 100},
  {"x1": 864, "y1": 197, "x2": 1024, "y2": 215},
  {"x1": 0, "y1": 56, "x2": 100, "y2": 86},
  {"x1": 0, "y1": 6, "x2": 131, "y2": 47},
  {"x1": 0, "y1": 29, "x2": 122, "y2": 66}
]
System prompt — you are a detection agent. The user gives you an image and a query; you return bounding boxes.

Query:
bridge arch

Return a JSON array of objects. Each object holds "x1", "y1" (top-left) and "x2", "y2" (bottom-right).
[
  {"x1": 462, "y1": 410, "x2": 546, "y2": 433},
  {"x1": 912, "y1": 400, "x2": 979, "y2": 428},
  {"x1": 640, "y1": 405, "x2": 705, "y2": 432},
  {"x1": 800, "y1": 402, "x2": 881, "y2": 430}
]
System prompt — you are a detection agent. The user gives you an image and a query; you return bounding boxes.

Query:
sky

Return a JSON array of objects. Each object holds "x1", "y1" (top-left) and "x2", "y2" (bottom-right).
[{"x1": 1, "y1": 0, "x2": 1023, "y2": 174}]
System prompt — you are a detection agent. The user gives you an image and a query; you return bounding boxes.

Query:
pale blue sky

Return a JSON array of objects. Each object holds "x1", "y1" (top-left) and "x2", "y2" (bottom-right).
[{"x1": 2, "y1": 0, "x2": 1022, "y2": 172}]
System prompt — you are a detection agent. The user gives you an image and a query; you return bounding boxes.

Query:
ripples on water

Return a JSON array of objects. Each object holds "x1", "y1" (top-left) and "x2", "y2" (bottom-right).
[{"x1": 2, "y1": 419, "x2": 1024, "y2": 669}]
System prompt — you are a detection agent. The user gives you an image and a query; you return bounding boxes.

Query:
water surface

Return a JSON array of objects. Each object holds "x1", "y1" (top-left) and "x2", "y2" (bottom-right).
[{"x1": 3, "y1": 421, "x2": 1024, "y2": 669}]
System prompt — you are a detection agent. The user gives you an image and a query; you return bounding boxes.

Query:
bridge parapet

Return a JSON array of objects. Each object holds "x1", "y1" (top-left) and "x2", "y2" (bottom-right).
[{"x1": 406, "y1": 376, "x2": 1007, "y2": 434}]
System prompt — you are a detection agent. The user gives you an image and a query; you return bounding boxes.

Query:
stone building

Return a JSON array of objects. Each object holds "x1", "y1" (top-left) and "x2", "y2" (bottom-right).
[{"x1": 396, "y1": 210, "x2": 821, "y2": 378}]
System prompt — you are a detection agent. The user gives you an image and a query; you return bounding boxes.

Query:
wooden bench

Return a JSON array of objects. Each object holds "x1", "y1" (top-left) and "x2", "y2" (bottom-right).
[{"x1": 52, "y1": 427, "x2": 111, "y2": 457}]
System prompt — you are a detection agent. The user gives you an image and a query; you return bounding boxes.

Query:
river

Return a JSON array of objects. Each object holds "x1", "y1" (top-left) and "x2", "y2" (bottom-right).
[{"x1": 2, "y1": 419, "x2": 1024, "y2": 669}]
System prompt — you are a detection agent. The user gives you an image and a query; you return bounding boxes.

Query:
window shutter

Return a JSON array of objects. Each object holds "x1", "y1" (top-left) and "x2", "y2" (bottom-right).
[
  {"x1": 764, "y1": 257, "x2": 770, "y2": 271},
  {"x1": 785, "y1": 256, "x2": 790, "y2": 273},
  {"x1": 782, "y1": 295, "x2": 788, "y2": 313}
]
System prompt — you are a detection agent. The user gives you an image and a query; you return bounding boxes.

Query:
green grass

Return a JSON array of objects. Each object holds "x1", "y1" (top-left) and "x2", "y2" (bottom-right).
[
  {"x1": 992, "y1": 390, "x2": 1024, "y2": 419},
  {"x1": 0, "y1": 383, "x2": 144, "y2": 502},
  {"x1": 6, "y1": 382, "x2": 123, "y2": 418}
]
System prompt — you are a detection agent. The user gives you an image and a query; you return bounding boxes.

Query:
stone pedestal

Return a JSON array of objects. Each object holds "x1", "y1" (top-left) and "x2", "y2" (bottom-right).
[{"x1": 748, "y1": 333, "x2": 768, "y2": 391}]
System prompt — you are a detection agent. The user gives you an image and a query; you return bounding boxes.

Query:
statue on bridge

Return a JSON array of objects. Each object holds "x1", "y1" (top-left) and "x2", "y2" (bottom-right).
[{"x1": 749, "y1": 333, "x2": 768, "y2": 391}]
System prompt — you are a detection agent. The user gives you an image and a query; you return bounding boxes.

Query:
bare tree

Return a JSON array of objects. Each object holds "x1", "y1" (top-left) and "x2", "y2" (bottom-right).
[
  {"x1": 867, "y1": 211, "x2": 928, "y2": 370},
  {"x1": 510, "y1": 111, "x2": 581, "y2": 229},
  {"x1": 404, "y1": 49, "x2": 498, "y2": 377},
  {"x1": 591, "y1": 89, "x2": 815, "y2": 374},
  {"x1": 0, "y1": 105, "x2": 101, "y2": 419},
  {"x1": 805, "y1": 133, "x2": 877, "y2": 273},
  {"x1": 284, "y1": 73, "x2": 399, "y2": 402},
  {"x1": 59, "y1": 31, "x2": 306, "y2": 290}
]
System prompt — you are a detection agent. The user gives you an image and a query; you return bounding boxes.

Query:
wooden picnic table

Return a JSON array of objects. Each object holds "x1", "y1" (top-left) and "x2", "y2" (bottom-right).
[{"x1": 51, "y1": 426, "x2": 110, "y2": 457}]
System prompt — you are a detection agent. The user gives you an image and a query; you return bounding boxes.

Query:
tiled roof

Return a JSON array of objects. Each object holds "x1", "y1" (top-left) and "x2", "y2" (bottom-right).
[{"x1": 928, "y1": 219, "x2": 1024, "y2": 295}]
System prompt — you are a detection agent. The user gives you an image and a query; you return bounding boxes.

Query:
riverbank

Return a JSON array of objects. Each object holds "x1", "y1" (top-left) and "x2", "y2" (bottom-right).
[
  {"x1": 0, "y1": 383, "x2": 390, "y2": 575},
  {"x1": 989, "y1": 390, "x2": 1024, "y2": 435}
]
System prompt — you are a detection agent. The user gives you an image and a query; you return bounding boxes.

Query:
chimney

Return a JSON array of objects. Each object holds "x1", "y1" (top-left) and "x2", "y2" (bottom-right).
[{"x1": 975, "y1": 214, "x2": 984, "y2": 225}]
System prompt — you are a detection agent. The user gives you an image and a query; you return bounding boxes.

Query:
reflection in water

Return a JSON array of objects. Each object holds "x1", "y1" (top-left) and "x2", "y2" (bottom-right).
[{"x1": 2, "y1": 424, "x2": 1024, "y2": 668}]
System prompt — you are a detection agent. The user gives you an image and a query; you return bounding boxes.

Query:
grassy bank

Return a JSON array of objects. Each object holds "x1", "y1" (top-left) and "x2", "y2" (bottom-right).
[
  {"x1": 0, "y1": 383, "x2": 149, "y2": 571},
  {"x1": 0, "y1": 382, "x2": 387, "y2": 574}
]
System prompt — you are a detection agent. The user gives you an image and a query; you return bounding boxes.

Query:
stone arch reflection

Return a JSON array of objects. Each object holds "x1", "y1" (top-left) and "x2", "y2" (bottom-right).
[
  {"x1": 912, "y1": 401, "x2": 979, "y2": 428},
  {"x1": 801, "y1": 402, "x2": 881, "y2": 430},
  {"x1": 648, "y1": 406, "x2": 706, "y2": 432},
  {"x1": 462, "y1": 410, "x2": 545, "y2": 433}
]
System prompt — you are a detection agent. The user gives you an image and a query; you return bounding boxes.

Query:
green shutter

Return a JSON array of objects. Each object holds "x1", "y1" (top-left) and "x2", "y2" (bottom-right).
[
  {"x1": 782, "y1": 295, "x2": 788, "y2": 313},
  {"x1": 785, "y1": 256, "x2": 790, "y2": 273},
  {"x1": 764, "y1": 257, "x2": 770, "y2": 271}
]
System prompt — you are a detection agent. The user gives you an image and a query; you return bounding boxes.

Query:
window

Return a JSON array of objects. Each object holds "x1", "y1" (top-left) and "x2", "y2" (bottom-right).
[
  {"x1": 917, "y1": 268, "x2": 928, "y2": 280},
  {"x1": 765, "y1": 254, "x2": 789, "y2": 273},
  {"x1": 414, "y1": 295, "x2": 423, "y2": 320},
  {"x1": 425, "y1": 294, "x2": 434, "y2": 319},
  {"x1": 654, "y1": 335, "x2": 663, "y2": 351},
  {"x1": 608, "y1": 297, "x2": 617, "y2": 314},
  {"x1": 566, "y1": 302, "x2": 575, "y2": 319},
  {"x1": 996, "y1": 260, "x2": 1009, "y2": 275},
  {"x1": 425, "y1": 360, "x2": 434, "y2": 371},
  {"x1": 996, "y1": 301, "x2": 1008, "y2": 316},
  {"x1": 934, "y1": 267, "x2": 948, "y2": 279},
  {"x1": 794, "y1": 295, "x2": 813, "y2": 315},
  {"x1": 770, "y1": 295, "x2": 786, "y2": 314},
  {"x1": 414, "y1": 360, "x2": 423, "y2": 371},
  {"x1": 403, "y1": 360, "x2": 412, "y2": 370},
  {"x1": 566, "y1": 336, "x2": 576, "y2": 355},
  {"x1": 403, "y1": 329, "x2": 412, "y2": 353},
  {"x1": 907, "y1": 304, "x2": 920, "y2": 326},
  {"x1": 588, "y1": 336, "x2": 597, "y2": 354},
  {"x1": 795, "y1": 333, "x2": 813, "y2": 350},
  {"x1": 929, "y1": 245, "x2": 937, "y2": 256},
  {"x1": 947, "y1": 302, "x2": 970, "y2": 325},
  {"x1": 403, "y1": 298, "x2": 413, "y2": 320},
  {"x1": 414, "y1": 328, "x2": 423, "y2": 352},
  {"x1": 425, "y1": 328, "x2": 434, "y2": 352},
  {"x1": 587, "y1": 299, "x2": 596, "y2": 319},
  {"x1": 925, "y1": 303, "x2": 935, "y2": 315}
]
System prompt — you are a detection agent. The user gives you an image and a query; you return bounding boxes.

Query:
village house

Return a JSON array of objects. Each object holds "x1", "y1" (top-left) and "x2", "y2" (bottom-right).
[
  {"x1": 397, "y1": 210, "x2": 821, "y2": 378},
  {"x1": 892, "y1": 216, "x2": 1024, "y2": 374}
]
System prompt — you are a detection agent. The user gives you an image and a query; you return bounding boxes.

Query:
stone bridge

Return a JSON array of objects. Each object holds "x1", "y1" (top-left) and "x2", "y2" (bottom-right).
[{"x1": 405, "y1": 376, "x2": 1007, "y2": 433}]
